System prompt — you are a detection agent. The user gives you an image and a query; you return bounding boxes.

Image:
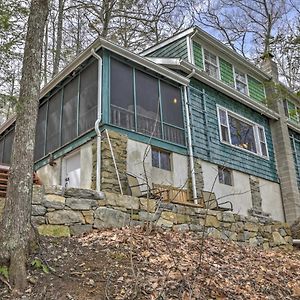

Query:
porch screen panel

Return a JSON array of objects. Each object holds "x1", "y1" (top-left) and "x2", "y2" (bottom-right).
[
  {"x1": 110, "y1": 59, "x2": 134, "y2": 130},
  {"x1": 62, "y1": 76, "x2": 79, "y2": 145},
  {"x1": 135, "y1": 70, "x2": 161, "y2": 138},
  {"x1": 0, "y1": 137, "x2": 4, "y2": 163},
  {"x1": 34, "y1": 103, "x2": 47, "y2": 160},
  {"x1": 46, "y1": 91, "x2": 61, "y2": 153},
  {"x1": 3, "y1": 129, "x2": 14, "y2": 164},
  {"x1": 160, "y1": 81, "x2": 185, "y2": 145},
  {"x1": 79, "y1": 61, "x2": 98, "y2": 134}
]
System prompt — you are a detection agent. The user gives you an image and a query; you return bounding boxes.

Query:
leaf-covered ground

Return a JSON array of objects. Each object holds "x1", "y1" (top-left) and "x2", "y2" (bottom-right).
[{"x1": 1, "y1": 227, "x2": 300, "y2": 299}]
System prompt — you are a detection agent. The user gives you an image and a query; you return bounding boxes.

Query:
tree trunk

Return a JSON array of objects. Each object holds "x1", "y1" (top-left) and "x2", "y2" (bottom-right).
[
  {"x1": 52, "y1": 0, "x2": 64, "y2": 77},
  {"x1": 0, "y1": 0, "x2": 48, "y2": 293}
]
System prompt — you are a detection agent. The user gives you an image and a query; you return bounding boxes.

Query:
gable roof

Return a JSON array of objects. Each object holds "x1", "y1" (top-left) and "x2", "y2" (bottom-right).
[{"x1": 141, "y1": 26, "x2": 271, "y2": 81}]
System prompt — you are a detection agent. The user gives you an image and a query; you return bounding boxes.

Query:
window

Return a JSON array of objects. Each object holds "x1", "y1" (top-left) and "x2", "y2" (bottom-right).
[
  {"x1": 204, "y1": 49, "x2": 219, "y2": 79},
  {"x1": 234, "y1": 70, "x2": 248, "y2": 95},
  {"x1": 152, "y1": 148, "x2": 171, "y2": 171},
  {"x1": 218, "y1": 166, "x2": 233, "y2": 186},
  {"x1": 286, "y1": 100, "x2": 299, "y2": 123},
  {"x1": 217, "y1": 107, "x2": 268, "y2": 158}
]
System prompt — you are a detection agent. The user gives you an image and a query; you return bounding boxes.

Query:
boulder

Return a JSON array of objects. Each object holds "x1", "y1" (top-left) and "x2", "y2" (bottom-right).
[
  {"x1": 43, "y1": 194, "x2": 65, "y2": 209},
  {"x1": 70, "y1": 224, "x2": 93, "y2": 236},
  {"x1": 38, "y1": 224, "x2": 70, "y2": 237},
  {"x1": 47, "y1": 210, "x2": 85, "y2": 225},
  {"x1": 94, "y1": 207, "x2": 130, "y2": 228},
  {"x1": 64, "y1": 188, "x2": 104, "y2": 200},
  {"x1": 66, "y1": 198, "x2": 98, "y2": 210},
  {"x1": 291, "y1": 218, "x2": 300, "y2": 239},
  {"x1": 31, "y1": 205, "x2": 47, "y2": 216}
]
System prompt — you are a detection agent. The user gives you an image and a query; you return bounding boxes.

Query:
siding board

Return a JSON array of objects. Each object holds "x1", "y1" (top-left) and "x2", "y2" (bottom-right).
[{"x1": 189, "y1": 79, "x2": 278, "y2": 182}]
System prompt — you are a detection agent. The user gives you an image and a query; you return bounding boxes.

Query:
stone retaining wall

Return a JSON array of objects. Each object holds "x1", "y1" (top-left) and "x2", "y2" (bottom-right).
[{"x1": 0, "y1": 185, "x2": 293, "y2": 250}]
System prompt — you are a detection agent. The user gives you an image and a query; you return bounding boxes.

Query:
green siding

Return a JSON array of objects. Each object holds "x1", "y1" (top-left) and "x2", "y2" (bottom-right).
[
  {"x1": 189, "y1": 78, "x2": 278, "y2": 182},
  {"x1": 193, "y1": 41, "x2": 203, "y2": 70},
  {"x1": 219, "y1": 58, "x2": 234, "y2": 86},
  {"x1": 147, "y1": 38, "x2": 188, "y2": 60},
  {"x1": 248, "y1": 76, "x2": 266, "y2": 103}
]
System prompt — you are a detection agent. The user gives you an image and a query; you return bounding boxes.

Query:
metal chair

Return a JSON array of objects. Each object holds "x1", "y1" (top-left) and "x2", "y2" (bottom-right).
[{"x1": 201, "y1": 191, "x2": 233, "y2": 211}]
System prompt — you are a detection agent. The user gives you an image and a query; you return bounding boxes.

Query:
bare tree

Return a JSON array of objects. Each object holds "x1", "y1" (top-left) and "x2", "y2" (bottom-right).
[{"x1": 0, "y1": 0, "x2": 49, "y2": 293}]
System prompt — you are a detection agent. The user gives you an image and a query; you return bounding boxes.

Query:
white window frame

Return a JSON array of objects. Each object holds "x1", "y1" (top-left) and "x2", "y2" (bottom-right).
[
  {"x1": 203, "y1": 48, "x2": 220, "y2": 79},
  {"x1": 217, "y1": 105, "x2": 269, "y2": 159},
  {"x1": 218, "y1": 166, "x2": 233, "y2": 186},
  {"x1": 151, "y1": 147, "x2": 172, "y2": 171},
  {"x1": 234, "y1": 67, "x2": 249, "y2": 96}
]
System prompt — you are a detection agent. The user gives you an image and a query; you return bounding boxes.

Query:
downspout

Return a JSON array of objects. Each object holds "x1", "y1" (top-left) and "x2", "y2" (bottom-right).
[
  {"x1": 184, "y1": 68, "x2": 197, "y2": 203},
  {"x1": 91, "y1": 48, "x2": 102, "y2": 193},
  {"x1": 293, "y1": 239, "x2": 300, "y2": 245}
]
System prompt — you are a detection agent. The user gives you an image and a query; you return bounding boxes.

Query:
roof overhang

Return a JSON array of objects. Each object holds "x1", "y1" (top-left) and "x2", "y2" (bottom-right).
[{"x1": 147, "y1": 57, "x2": 279, "y2": 120}]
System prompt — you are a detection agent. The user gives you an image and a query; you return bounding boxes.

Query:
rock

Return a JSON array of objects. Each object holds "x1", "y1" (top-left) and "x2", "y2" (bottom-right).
[
  {"x1": 189, "y1": 224, "x2": 204, "y2": 232},
  {"x1": 205, "y1": 215, "x2": 220, "y2": 228},
  {"x1": 139, "y1": 211, "x2": 159, "y2": 222},
  {"x1": 263, "y1": 242, "x2": 270, "y2": 250},
  {"x1": 229, "y1": 232, "x2": 238, "y2": 241},
  {"x1": 32, "y1": 185, "x2": 45, "y2": 204},
  {"x1": 94, "y1": 207, "x2": 130, "y2": 228},
  {"x1": 207, "y1": 228, "x2": 222, "y2": 239},
  {"x1": 140, "y1": 198, "x2": 157, "y2": 213},
  {"x1": 106, "y1": 193, "x2": 139, "y2": 210},
  {"x1": 43, "y1": 194, "x2": 65, "y2": 209},
  {"x1": 82, "y1": 211, "x2": 94, "y2": 224},
  {"x1": 31, "y1": 216, "x2": 46, "y2": 226},
  {"x1": 249, "y1": 237, "x2": 258, "y2": 247},
  {"x1": 175, "y1": 205, "x2": 196, "y2": 216},
  {"x1": 38, "y1": 224, "x2": 70, "y2": 237},
  {"x1": 272, "y1": 232, "x2": 286, "y2": 246},
  {"x1": 64, "y1": 188, "x2": 104, "y2": 200},
  {"x1": 44, "y1": 185, "x2": 65, "y2": 196},
  {"x1": 291, "y1": 218, "x2": 300, "y2": 239},
  {"x1": 279, "y1": 228, "x2": 287, "y2": 237},
  {"x1": 173, "y1": 224, "x2": 189, "y2": 231},
  {"x1": 244, "y1": 222, "x2": 259, "y2": 232},
  {"x1": 70, "y1": 224, "x2": 93, "y2": 236},
  {"x1": 161, "y1": 211, "x2": 190, "y2": 224},
  {"x1": 31, "y1": 205, "x2": 47, "y2": 216},
  {"x1": 66, "y1": 198, "x2": 98, "y2": 210},
  {"x1": 156, "y1": 218, "x2": 173, "y2": 228},
  {"x1": 47, "y1": 210, "x2": 85, "y2": 225},
  {"x1": 222, "y1": 212, "x2": 235, "y2": 223}
]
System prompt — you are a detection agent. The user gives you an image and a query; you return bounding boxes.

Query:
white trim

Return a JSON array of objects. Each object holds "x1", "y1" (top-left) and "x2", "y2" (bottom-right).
[
  {"x1": 186, "y1": 36, "x2": 192, "y2": 63},
  {"x1": 140, "y1": 28, "x2": 195, "y2": 56},
  {"x1": 203, "y1": 48, "x2": 220, "y2": 80},
  {"x1": 234, "y1": 68, "x2": 249, "y2": 96},
  {"x1": 216, "y1": 105, "x2": 269, "y2": 159}
]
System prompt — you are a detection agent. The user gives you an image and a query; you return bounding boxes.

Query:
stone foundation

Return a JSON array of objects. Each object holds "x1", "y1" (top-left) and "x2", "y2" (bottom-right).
[{"x1": 0, "y1": 185, "x2": 293, "y2": 250}]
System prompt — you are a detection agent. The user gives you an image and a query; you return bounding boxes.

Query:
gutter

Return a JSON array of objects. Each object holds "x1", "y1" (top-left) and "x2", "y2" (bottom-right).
[
  {"x1": 184, "y1": 68, "x2": 198, "y2": 203},
  {"x1": 293, "y1": 239, "x2": 300, "y2": 245},
  {"x1": 91, "y1": 49, "x2": 102, "y2": 193}
]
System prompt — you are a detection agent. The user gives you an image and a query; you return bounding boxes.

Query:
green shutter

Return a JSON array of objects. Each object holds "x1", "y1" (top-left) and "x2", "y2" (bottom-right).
[
  {"x1": 219, "y1": 58, "x2": 234, "y2": 86},
  {"x1": 288, "y1": 101, "x2": 298, "y2": 122},
  {"x1": 193, "y1": 41, "x2": 203, "y2": 70},
  {"x1": 248, "y1": 76, "x2": 265, "y2": 103}
]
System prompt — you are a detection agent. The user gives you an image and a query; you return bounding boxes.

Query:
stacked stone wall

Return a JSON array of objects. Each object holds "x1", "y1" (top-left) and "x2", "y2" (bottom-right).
[{"x1": 0, "y1": 185, "x2": 293, "y2": 250}]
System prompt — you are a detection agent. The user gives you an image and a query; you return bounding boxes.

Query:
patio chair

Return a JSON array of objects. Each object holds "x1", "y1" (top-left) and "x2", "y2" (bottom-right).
[
  {"x1": 201, "y1": 191, "x2": 233, "y2": 211},
  {"x1": 126, "y1": 173, "x2": 169, "y2": 199}
]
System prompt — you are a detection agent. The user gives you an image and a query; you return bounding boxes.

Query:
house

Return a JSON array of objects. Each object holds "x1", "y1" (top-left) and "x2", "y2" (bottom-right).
[{"x1": 0, "y1": 27, "x2": 299, "y2": 225}]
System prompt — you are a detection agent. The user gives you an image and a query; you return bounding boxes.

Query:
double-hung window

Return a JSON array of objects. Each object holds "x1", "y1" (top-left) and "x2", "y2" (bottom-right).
[
  {"x1": 152, "y1": 147, "x2": 171, "y2": 171},
  {"x1": 234, "y1": 69, "x2": 248, "y2": 95},
  {"x1": 204, "y1": 49, "x2": 219, "y2": 79},
  {"x1": 217, "y1": 106, "x2": 268, "y2": 158}
]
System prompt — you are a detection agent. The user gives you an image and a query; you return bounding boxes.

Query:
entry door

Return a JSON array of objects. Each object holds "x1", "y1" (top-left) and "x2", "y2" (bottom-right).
[{"x1": 64, "y1": 152, "x2": 81, "y2": 188}]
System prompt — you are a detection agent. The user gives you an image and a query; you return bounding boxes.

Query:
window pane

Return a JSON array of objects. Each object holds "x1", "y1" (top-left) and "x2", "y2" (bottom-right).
[
  {"x1": 160, "y1": 81, "x2": 183, "y2": 127},
  {"x1": 46, "y1": 91, "x2": 62, "y2": 153},
  {"x1": 160, "y1": 151, "x2": 171, "y2": 171},
  {"x1": 261, "y1": 142, "x2": 267, "y2": 156},
  {"x1": 228, "y1": 115, "x2": 257, "y2": 153},
  {"x1": 236, "y1": 81, "x2": 247, "y2": 94},
  {"x1": 34, "y1": 103, "x2": 47, "y2": 161},
  {"x1": 221, "y1": 125, "x2": 229, "y2": 142},
  {"x1": 136, "y1": 70, "x2": 161, "y2": 138},
  {"x1": 62, "y1": 76, "x2": 79, "y2": 145},
  {"x1": 110, "y1": 59, "x2": 134, "y2": 130},
  {"x1": 79, "y1": 60, "x2": 98, "y2": 134},
  {"x1": 2, "y1": 130, "x2": 14, "y2": 164},
  {"x1": 152, "y1": 148, "x2": 159, "y2": 168},
  {"x1": 219, "y1": 109, "x2": 227, "y2": 125}
]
